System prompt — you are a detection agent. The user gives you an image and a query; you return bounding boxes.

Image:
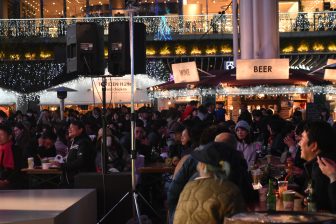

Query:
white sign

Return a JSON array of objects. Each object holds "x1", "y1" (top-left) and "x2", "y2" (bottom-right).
[
  {"x1": 172, "y1": 61, "x2": 199, "y2": 83},
  {"x1": 95, "y1": 79, "x2": 133, "y2": 93},
  {"x1": 324, "y1": 59, "x2": 336, "y2": 81},
  {"x1": 237, "y1": 59, "x2": 289, "y2": 80}
]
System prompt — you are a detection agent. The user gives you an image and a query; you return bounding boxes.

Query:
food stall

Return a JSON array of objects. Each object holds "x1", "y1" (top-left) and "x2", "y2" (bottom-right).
[{"x1": 149, "y1": 69, "x2": 333, "y2": 121}]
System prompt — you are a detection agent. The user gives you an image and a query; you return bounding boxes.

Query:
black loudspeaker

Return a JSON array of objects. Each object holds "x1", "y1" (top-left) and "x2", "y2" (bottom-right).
[
  {"x1": 54, "y1": 45, "x2": 66, "y2": 63},
  {"x1": 108, "y1": 21, "x2": 146, "y2": 76},
  {"x1": 66, "y1": 22, "x2": 105, "y2": 76},
  {"x1": 74, "y1": 172, "x2": 132, "y2": 224}
]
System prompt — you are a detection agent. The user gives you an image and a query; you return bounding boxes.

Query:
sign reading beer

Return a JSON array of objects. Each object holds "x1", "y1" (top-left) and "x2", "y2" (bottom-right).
[
  {"x1": 237, "y1": 59, "x2": 289, "y2": 80},
  {"x1": 172, "y1": 61, "x2": 200, "y2": 83},
  {"x1": 324, "y1": 59, "x2": 336, "y2": 81}
]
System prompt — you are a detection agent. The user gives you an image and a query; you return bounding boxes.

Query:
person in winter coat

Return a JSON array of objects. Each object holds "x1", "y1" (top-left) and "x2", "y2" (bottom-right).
[
  {"x1": 173, "y1": 142, "x2": 245, "y2": 224},
  {"x1": 235, "y1": 120, "x2": 257, "y2": 169},
  {"x1": 57, "y1": 121, "x2": 96, "y2": 187}
]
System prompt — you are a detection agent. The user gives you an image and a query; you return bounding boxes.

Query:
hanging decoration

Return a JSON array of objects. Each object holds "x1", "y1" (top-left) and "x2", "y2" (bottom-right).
[
  {"x1": 154, "y1": 16, "x2": 172, "y2": 41},
  {"x1": 0, "y1": 61, "x2": 75, "y2": 94},
  {"x1": 148, "y1": 85, "x2": 336, "y2": 99},
  {"x1": 146, "y1": 59, "x2": 171, "y2": 81}
]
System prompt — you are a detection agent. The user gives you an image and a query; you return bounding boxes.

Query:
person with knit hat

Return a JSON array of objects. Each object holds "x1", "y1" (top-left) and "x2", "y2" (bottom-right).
[
  {"x1": 173, "y1": 142, "x2": 245, "y2": 224},
  {"x1": 235, "y1": 120, "x2": 258, "y2": 169}
]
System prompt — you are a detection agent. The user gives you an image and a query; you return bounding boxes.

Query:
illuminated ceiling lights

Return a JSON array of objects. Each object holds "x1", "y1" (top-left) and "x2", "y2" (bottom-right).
[
  {"x1": 282, "y1": 45, "x2": 294, "y2": 53},
  {"x1": 175, "y1": 45, "x2": 186, "y2": 55},
  {"x1": 191, "y1": 47, "x2": 202, "y2": 55}
]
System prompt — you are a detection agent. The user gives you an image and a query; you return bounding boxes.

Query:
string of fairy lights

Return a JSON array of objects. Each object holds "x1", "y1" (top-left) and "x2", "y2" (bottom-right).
[
  {"x1": 0, "y1": 59, "x2": 169, "y2": 94},
  {"x1": 0, "y1": 11, "x2": 335, "y2": 38},
  {"x1": 0, "y1": 61, "x2": 68, "y2": 93},
  {"x1": 148, "y1": 85, "x2": 336, "y2": 99}
]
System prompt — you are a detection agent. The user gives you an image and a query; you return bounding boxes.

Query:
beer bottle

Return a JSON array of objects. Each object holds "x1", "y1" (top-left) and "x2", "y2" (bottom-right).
[
  {"x1": 307, "y1": 182, "x2": 316, "y2": 212},
  {"x1": 266, "y1": 179, "x2": 276, "y2": 211}
]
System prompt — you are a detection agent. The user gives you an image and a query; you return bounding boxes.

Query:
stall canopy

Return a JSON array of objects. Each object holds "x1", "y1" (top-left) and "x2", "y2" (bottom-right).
[
  {"x1": 40, "y1": 74, "x2": 164, "y2": 105},
  {"x1": 149, "y1": 69, "x2": 333, "y2": 99}
]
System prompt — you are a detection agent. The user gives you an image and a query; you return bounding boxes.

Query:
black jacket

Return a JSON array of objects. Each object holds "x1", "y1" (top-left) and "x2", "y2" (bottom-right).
[
  {"x1": 304, "y1": 151, "x2": 336, "y2": 212},
  {"x1": 62, "y1": 133, "x2": 96, "y2": 185}
]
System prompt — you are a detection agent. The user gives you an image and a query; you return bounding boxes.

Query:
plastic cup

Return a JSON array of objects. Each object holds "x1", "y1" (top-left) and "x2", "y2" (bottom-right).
[
  {"x1": 294, "y1": 198, "x2": 303, "y2": 211},
  {"x1": 27, "y1": 157, "x2": 34, "y2": 169},
  {"x1": 258, "y1": 187, "x2": 268, "y2": 202},
  {"x1": 251, "y1": 169, "x2": 261, "y2": 185},
  {"x1": 266, "y1": 155, "x2": 272, "y2": 164},
  {"x1": 282, "y1": 190, "x2": 296, "y2": 211},
  {"x1": 278, "y1": 181, "x2": 288, "y2": 198}
]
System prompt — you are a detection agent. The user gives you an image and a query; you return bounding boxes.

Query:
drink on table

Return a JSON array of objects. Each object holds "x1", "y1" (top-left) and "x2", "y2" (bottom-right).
[
  {"x1": 266, "y1": 179, "x2": 276, "y2": 211},
  {"x1": 306, "y1": 182, "x2": 316, "y2": 212}
]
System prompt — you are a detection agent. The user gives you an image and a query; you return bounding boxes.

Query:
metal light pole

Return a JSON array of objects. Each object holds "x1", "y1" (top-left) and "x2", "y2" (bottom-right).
[{"x1": 232, "y1": 0, "x2": 239, "y2": 66}]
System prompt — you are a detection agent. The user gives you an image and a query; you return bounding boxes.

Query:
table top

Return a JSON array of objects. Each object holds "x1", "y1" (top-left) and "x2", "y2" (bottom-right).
[
  {"x1": 225, "y1": 211, "x2": 336, "y2": 223},
  {"x1": 21, "y1": 168, "x2": 62, "y2": 175},
  {"x1": 0, "y1": 189, "x2": 95, "y2": 223},
  {"x1": 138, "y1": 163, "x2": 175, "y2": 174}
]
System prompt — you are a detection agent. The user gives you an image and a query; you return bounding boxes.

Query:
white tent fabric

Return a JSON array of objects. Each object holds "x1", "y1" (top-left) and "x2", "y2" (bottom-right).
[
  {"x1": 0, "y1": 89, "x2": 18, "y2": 105},
  {"x1": 39, "y1": 74, "x2": 163, "y2": 105}
]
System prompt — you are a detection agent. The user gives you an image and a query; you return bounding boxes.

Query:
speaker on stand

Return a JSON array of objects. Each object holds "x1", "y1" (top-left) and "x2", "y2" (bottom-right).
[
  {"x1": 66, "y1": 22, "x2": 105, "y2": 76},
  {"x1": 108, "y1": 21, "x2": 146, "y2": 76}
]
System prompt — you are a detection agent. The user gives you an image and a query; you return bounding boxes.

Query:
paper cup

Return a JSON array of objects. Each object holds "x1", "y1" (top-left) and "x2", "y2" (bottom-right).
[
  {"x1": 282, "y1": 190, "x2": 295, "y2": 211},
  {"x1": 42, "y1": 163, "x2": 51, "y2": 170}
]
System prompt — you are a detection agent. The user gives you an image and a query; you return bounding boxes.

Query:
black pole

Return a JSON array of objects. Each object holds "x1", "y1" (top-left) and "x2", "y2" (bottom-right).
[
  {"x1": 86, "y1": 0, "x2": 90, "y2": 17},
  {"x1": 101, "y1": 77, "x2": 108, "y2": 175},
  {"x1": 63, "y1": 0, "x2": 67, "y2": 17},
  {"x1": 40, "y1": 0, "x2": 44, "y2": 18}
]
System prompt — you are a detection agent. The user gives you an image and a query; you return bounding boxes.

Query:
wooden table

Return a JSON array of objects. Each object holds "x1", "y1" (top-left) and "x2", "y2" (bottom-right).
[
  {"x1": 225, "y1": 211, "x2": 336, "y2": 223},
  {"x1": 21, "y1": 168, "x2": 62, "y2": 188},
  {"x1": 22, "y1": 168, "x2": 62, "y2": 175},
  {"x1": 138, "y1": 163, "x2": 175, "y2": 174}
]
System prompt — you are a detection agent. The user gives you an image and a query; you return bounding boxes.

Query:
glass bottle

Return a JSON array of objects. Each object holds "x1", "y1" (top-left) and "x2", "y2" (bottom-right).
[
  {"x1": 307, "y1": 182, "x2": 316, "y2": 212},
  {"x1": 266, "y1": 179, "x2": 276, "y2": 211}
]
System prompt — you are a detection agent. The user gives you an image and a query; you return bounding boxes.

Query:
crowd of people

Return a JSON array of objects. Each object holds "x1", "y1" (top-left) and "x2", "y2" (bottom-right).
[{"x1": 1, "y1": 101, "x2": 336, "y2": 223}]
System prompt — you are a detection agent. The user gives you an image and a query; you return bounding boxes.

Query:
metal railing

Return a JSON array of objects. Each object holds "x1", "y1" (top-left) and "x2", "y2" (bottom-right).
[{"x1": 0, "y1": 12, "x2": 334, "y2": 38}]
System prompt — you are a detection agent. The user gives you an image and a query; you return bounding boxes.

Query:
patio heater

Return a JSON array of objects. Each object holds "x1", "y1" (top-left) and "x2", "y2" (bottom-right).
[{"x1": 47, "y1": 86, "x2": 77, "y2": 120}]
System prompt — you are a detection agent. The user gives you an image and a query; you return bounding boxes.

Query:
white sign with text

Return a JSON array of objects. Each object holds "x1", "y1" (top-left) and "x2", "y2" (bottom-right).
[
  {"x1": 237, "y1": 59, "x2": 289, "y2": 80},
  {"x1": 172, "y1": 61, "x2": 200, "y2": 83},
  {"x1": 94, "y1": 78, "x2": 136, "y2": 102},
  {"x1": 95, "y1": 79, "x2": 133, "y2": 93},
  {"x1": 324, "y1": 59, "x2": 336, "y2": 81}
]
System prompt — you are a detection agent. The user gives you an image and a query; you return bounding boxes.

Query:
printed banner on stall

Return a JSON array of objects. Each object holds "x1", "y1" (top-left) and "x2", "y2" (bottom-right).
[
  {"x1": 95, "y1": 79, "x2": 134, "y2": 93},
  {"x1": 324, "y1": 59, "x2": 336, "y2": 81},
  {"x1": 237, "y1": 59, "x2": 289, "y2": 80},
  {"x1": 93, "y1": 78, "x2": 137, "y2": 103},
  {"x1": 172, "y1": 61, "x2": 200, "y2": 83}
]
